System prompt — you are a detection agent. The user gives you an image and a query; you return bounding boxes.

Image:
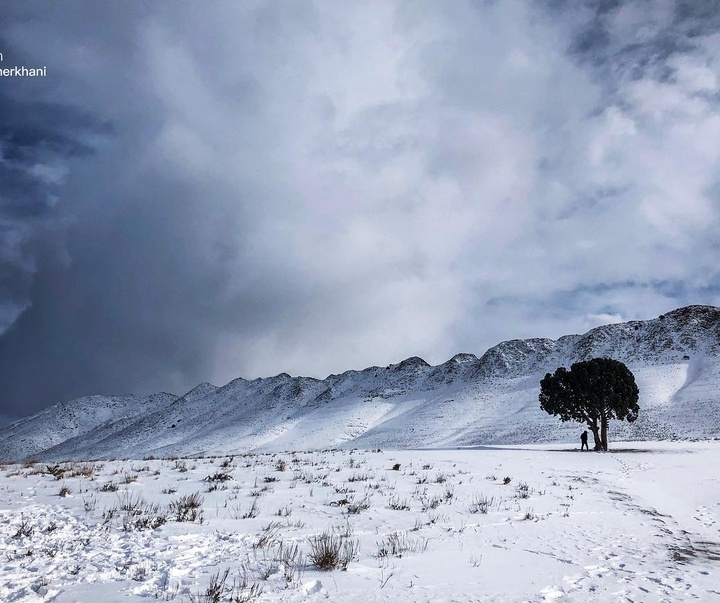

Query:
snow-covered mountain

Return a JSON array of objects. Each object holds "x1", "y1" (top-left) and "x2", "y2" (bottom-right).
[{"x1": 1, "y1": 305, "x2": 718, "y2": 461}]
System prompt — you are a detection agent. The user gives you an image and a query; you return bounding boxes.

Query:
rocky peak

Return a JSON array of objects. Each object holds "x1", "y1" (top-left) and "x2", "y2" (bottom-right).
[
  {"x1": 475, "y1": 338, "x2": 556, "y2": 377},
  {"x1": 179, "y1": 382, "x2": 218, "y2": 403},
  {"x1": 392, "y1": 356, "x2": 431, "y2": 371}
]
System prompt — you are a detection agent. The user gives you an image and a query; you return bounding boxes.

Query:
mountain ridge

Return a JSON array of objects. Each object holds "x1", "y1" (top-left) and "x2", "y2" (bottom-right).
[{"x1": 1, "y1": 305, "x2": 718, "y2": 461}]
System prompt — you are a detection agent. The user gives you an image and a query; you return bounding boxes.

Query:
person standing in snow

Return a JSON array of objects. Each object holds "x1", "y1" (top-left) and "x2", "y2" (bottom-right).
[{"x1": 580, "y1": 430, "x2": 589, "y2": 451}]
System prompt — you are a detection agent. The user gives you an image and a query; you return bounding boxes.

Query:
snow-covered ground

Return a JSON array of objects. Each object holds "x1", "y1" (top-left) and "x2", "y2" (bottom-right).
[{"x1": 2, "y1": 442, "x2": 719, "y2": 602}]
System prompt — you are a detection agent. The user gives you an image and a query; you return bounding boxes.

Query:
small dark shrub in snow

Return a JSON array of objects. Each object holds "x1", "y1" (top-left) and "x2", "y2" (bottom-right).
[
  {"x1": 124, "y1": 507, "x2": 167, "y2": 531},
  {"x1": 274, "y1": 540, "x2": 304, "y2": 583},
  {"x1": 347, "y1": 472, "x2": 372, "y2": 482},
  {"x1": 122, "y1": 472, "x2": 138, "y2": 484},
  {"x1": 189, "y1": 568, "x2": 228, "y2": 603},
  {"x1": 250, "y1": 485, "x2": 273, "y2": 496},
  {"x1": 333, "y1": 485, "x2": 355, "y2": 495},
  {"x1": 137, "y1": 515, "x2": 168, "y2": 531},
  {"x1": 118, "y1": 491, "x2": 147, "y2": 513},
  {"x1": 100, "y1": 481, "x2": 119, "y2": 492},
  {"x1": 189, "y1": 568, "x2": 263, "y2": 603},
  {"x1": 376, "y1": 531, "x2": 429, "y2": 558},
  {"x1": 387, "y1": 496, "x2": 410, "y2": 511},
  {"x1": 45, "y1": 464, "x2": 65, "y2": 479},
  {"x1": 254, "y1": 521, "x2": 282, "y2": 548},
  {"x1": 503, "y1": 476, "x2": 512, "y2": 485},
  {"x1": 231, "y1": 498, "x2": 259, "y2": 519},
  {"x1": 169, "y1": 492, "x2": 204, "y2": 523},
  {"x1": 112, "y1": 492, "x2": 168, "y2": 531},
  {"x1": 205, "y1": 471, "x2": 233, "y2": 483},
  {"x1": 205, "y1": 482, "x2": 228, "y2": 493},
  {"x1": 13, "y1": 517, "x2": 34, "y2": 539},
  {"x1": 59, "y1": 485, "x2": 71, "y2": 497},
  {"x1": 468, "y1": 494, "x2": 493, "y2": 514},
  {"x1": 346, "y1": 495, "x2": 371, "y2": 515},
  {"x1": 70, "y1": 463, "x2": 98, "y2": 478},
  {"x1": 419, "y1": 491, "x2": 444, "y2": 511},
  {"x1": 275, "y1": 505, "x2": 292, "y2": 517},
  {"x1": 308, "y1": 531, "x2": 359, "y2": 571},
  {"x1": 83, "y1": 495, "x2": 97, "y2": 512},
  {"x1": 391, "y1": 463, "x2": 401, "y2": 471}
]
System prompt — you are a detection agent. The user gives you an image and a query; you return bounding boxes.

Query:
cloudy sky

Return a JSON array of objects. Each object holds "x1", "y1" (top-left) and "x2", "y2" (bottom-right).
[{"x1": 1, "y1": 0, "x2": 719, "y2": 420}]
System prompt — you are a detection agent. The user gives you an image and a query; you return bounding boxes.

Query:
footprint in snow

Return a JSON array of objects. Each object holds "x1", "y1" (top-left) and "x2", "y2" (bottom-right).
[{"x1": 693, "y1": 506, "x2": 716, "y2": 529}]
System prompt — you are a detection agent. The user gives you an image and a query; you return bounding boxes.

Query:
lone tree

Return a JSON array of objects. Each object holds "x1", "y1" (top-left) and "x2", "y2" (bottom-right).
[{"x1": 539, "y1": 357, "x2": 639, "y2": 451}]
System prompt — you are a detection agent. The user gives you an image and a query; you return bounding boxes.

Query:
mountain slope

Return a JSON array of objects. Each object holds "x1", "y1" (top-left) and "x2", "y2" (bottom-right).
[
  {"x1": 0, "y1": 392, "x2": 178, "y2": 461},
  {"x1": 1, "y1": 305, "x2": 718, "y2": 461}
]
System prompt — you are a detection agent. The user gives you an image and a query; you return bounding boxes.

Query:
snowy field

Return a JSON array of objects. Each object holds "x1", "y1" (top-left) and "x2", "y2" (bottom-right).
[{"x1": 2, "y1": 442, "x2": 719, "y2": 602}]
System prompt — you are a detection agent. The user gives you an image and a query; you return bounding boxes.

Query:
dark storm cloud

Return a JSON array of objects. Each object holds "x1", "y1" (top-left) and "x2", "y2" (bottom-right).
[
  {"x1": 0, "y1": 34, "x2": 111, "y2": 335},
  {"x1": 0, "y1": 96, "x2": 101, "y2": 220},
  {"x1": 560, "y1": 0, "x2": 720, "y2": 79},
  {"x1": 0, "y1": 2, "x2": 333, "y2": 415},
  {"x1": 1, "y1": 1, "x2": 720, "y2": 417}
]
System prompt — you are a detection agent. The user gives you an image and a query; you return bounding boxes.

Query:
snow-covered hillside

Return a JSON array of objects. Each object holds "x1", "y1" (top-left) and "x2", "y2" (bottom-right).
[{"x1": 1, "y1": 305, "x2": 718, "y2": 461}]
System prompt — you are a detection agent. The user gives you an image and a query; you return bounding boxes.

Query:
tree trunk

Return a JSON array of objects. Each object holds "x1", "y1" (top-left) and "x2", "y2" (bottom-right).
[
  {"x1": 587, "y1": 421, "x2": 601, "y2": 451},
  {"x1": 600, "y1": 414, "x2": 608, "y2": 451}
]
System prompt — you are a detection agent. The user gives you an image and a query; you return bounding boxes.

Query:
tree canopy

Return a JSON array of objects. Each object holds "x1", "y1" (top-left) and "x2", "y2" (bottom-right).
[{"x1": 539, "y1": 357, "x2": 639, "y2": 451}]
